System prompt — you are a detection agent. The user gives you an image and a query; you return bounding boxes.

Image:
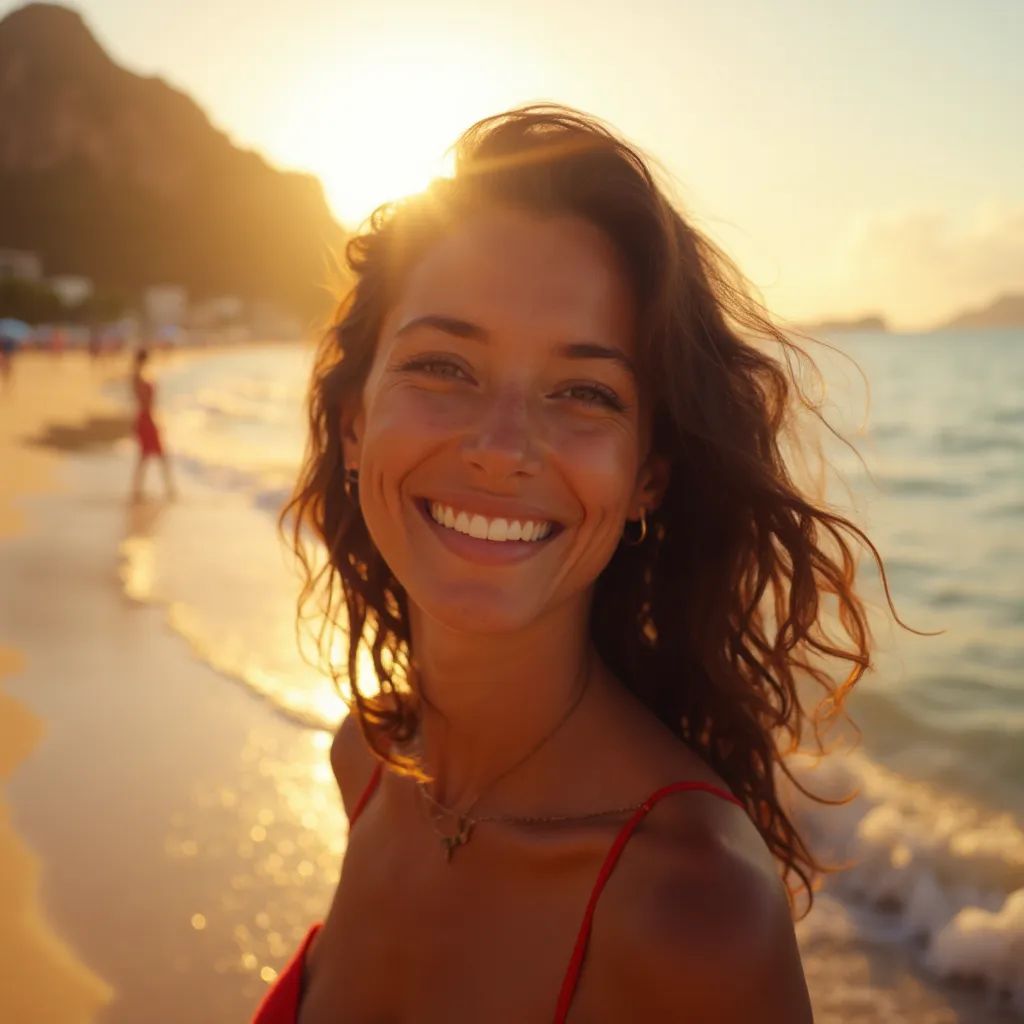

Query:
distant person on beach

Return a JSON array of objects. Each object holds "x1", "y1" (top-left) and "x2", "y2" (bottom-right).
[
  {"x1": 130, "y1": 347, "x2": 175, "y2": 500},
  {"x1": 253, "y1": 106, "x2": 899, "y2": 1023},
  {"x1": 88, "y1": 326, "x2": 102, "y2": 362},
  {"x1": 0, "y1": 332, "x2": 15, "y2": 390}
]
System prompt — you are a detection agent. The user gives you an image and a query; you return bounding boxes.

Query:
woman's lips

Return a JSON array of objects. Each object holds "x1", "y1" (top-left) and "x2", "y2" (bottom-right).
[{"x1": 414, "y1": 497, "x2": 561, "y2": 566}]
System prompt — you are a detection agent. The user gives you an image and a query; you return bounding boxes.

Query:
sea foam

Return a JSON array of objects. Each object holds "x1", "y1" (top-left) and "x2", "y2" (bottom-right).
[{"x1": 783, "y1": 749, "x2": 1024, "y2": 1011}]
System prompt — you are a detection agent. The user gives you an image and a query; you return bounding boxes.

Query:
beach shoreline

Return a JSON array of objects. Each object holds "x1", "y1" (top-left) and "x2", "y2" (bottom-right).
[
  {"x1": 0, "y1": 345, "x2": 343, "y2": 1023},
  {"x1": 1, "y1": 349, "x2": 130, "y2": 1023}
]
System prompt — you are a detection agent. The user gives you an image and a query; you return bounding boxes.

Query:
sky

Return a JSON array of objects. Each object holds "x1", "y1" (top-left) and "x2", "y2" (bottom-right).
[{"x1": 5, "y1": 0, "x2": 1022, "y2": 330}]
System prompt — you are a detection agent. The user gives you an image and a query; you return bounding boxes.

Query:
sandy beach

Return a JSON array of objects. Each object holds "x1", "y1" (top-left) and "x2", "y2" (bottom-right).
[
  {"x1": 0, "y1": 351, "x2": 125, "y2": 1023},
  {"x1": 0, "y1": 348, "x2": 345, "y2": 1023}
]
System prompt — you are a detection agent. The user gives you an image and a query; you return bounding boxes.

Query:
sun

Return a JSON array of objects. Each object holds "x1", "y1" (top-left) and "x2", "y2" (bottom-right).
[{"x1": 270, "y1": 40, "x2": 518, "y2": 229}]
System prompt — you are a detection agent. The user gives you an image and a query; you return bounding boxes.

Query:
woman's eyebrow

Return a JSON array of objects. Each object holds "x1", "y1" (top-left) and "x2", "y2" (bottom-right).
[
  {"x1": 395, "y1": 314, "x2": 635, "y2": 375},
  {"x1": 396, "y1": 314, "x2": 484, "y2": 342}
]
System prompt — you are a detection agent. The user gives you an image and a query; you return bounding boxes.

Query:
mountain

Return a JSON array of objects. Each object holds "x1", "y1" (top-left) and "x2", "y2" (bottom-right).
[
  {"x1": 0, "y1": 3, "x2": 345, "y2": 319},
  {"x1": 935, "y1": 292, "x2": 1024, "y2": 331}
]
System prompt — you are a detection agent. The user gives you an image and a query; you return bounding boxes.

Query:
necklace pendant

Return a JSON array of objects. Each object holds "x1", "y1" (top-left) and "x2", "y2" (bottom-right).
[{"x1": 441, "y1": 817, "x2": 474, "y2": 862}]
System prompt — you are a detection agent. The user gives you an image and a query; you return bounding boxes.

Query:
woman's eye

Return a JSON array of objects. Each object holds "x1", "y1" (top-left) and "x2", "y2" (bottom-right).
[
  {"x1": 401, "y1": 357, "x2": 470, "y2": 380},
  {"x1": 559, "y1": 384, "x2": 625, "y2": 411}
]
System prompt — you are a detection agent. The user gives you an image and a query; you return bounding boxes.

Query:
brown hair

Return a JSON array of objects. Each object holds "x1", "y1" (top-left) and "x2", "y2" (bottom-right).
[{"x1": 280, "y1": 103, "x2": 900, "y2": 919}]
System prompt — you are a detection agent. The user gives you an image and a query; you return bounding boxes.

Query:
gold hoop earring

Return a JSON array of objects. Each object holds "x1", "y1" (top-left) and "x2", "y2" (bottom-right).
[
  {"x1": 622, "y1": 509, "x2": 647, "y2": 546},
  {"x1": 343, "y1": 467, "x2": 359, "y2": 500}
]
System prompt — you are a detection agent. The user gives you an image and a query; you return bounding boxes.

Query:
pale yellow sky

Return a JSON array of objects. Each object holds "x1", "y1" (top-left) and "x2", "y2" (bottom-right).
[{"x1": 6, "y1": 0, "x2": 1021, "y2": 330}]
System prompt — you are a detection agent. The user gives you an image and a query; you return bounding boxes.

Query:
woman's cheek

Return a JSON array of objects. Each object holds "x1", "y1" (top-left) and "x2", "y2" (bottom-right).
[
  {"x1": 382, "y1": 386, "x2": 478, "y2": 437},
  {"x1": 551, "y1": 419, "x2": 639, "y2": 500}
]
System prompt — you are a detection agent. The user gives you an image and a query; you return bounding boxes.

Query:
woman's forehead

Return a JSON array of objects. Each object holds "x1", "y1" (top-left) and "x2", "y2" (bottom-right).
[{"x1": 388, "y1": 208, "x2": 636, "y2": 348}]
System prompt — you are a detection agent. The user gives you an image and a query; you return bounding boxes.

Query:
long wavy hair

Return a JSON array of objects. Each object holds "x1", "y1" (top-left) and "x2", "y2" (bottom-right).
[{"x1": 280, "y1": 103, "x2": 900, "y2": 919}]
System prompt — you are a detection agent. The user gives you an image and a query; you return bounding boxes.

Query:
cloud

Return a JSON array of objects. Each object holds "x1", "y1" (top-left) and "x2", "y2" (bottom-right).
[{"x1": 840, "y1": 202, "x2": 1024, "y2": 330}]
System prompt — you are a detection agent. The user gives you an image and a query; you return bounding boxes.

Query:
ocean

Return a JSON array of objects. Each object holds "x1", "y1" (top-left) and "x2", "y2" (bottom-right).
[{"x1": 104, "y1": 329, "x2": 1024, "y2": 1019}]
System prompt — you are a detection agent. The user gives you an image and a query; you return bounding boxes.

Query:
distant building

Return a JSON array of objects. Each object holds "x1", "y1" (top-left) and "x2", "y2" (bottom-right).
[
  {"x1": 190, "y1": 294, "x2": 245, "y2": 328},
  {"x1": 0, "y1": 248, "x2": 43, "y2": 282},
  {"x1": 143, "y1": 285, "x2": 188, "y2": 328},
  {"x1": 250, "y1": 300, "x2": 303, "y2": 340},
  {"x1": 50, "y1": 274, "x2": 94, "y2": 307}
]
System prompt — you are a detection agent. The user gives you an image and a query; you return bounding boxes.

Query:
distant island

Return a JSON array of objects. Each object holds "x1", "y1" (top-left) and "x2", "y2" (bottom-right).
[
  {"x1": 793, "y1": 292, "x2": 1024, "y2": 336},
  {"x1": 792, "y1": 314, "x2": 889, "y2": 334},
  {"x1": 934, "y1": 292, "x2": 1024, "y2": 331}
]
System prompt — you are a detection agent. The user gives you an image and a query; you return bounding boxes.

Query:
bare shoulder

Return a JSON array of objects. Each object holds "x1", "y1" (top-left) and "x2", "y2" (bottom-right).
[
  {"x1": 329, "y1": 708, "x2": 382, "y2": 820},
  {"x1": 599, "y1": 810, "x2": 813, "y2": 1022}
]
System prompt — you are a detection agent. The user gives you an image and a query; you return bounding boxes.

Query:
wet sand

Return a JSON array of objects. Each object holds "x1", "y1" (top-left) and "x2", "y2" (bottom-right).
[
  {"x1": 0, "y1": 351, "x2": 126, "y2": 1023},
  {"x1": 0, "y1": 349, "x2": 344, "y2": 1023}
]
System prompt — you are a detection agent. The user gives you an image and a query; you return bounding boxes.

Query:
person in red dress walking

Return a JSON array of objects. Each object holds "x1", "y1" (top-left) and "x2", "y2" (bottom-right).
[{"x1": 130, "y1": 347, "x2": 175, "y2": 501}]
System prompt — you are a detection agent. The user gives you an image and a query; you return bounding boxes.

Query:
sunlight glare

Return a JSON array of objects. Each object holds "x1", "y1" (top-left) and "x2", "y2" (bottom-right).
[{"x1": 272, "y1": 39, "x2": 518, "y2": 228}]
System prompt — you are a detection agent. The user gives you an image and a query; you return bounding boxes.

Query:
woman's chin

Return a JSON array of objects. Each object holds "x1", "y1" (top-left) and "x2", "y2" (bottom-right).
[{"x1": 412, "y1": 584, "x2": 540, "y2": 635}]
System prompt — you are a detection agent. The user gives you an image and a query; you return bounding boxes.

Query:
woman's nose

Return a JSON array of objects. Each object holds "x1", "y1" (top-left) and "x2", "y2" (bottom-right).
[{"x1": 460, "y1": 389, "x2": 541, "y2": 479}]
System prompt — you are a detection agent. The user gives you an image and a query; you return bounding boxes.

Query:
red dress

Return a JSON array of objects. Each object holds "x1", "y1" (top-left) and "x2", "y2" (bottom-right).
[
  {"x1": 250, "y1": 763, "x2": 744, "y2": 1023},
  {"x1": 134, "y1": 377, "x2": 163, "y2": 456}
]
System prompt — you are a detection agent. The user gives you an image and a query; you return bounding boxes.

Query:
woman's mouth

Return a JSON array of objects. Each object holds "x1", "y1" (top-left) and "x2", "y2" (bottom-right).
[
  {"x1": 414, "y1": 497, "x2": 562, "y2": 564},
  {"x1": 425, "y1": 499, "x2": 554, "y2": 542}
]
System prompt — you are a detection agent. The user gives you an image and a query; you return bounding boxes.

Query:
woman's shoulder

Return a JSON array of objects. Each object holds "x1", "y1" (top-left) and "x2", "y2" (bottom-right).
[
  {"x1": 586, "y1": 738, "x2": 809, "y2": 1019},
  {"x1": 329, "y1": 692, "x2": 409, "y2": 818},
  {"x1": 576, "y1": 683, "x2": 811, "y2": 1017},
  {"x1": 329, "y1": 706, "x2": 383, "y2": 819},
  {"x1": 595, "y1": 820, "x2": 809, "y2": 1020},
  {"x1": 589, "y1": 681, "x2": 779, "y2": 881}
]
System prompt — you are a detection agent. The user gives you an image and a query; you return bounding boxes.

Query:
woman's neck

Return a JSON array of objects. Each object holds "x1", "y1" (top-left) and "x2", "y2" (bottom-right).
[{"x1": 405, "y1": 598, "x2": 608, "y2": 812}]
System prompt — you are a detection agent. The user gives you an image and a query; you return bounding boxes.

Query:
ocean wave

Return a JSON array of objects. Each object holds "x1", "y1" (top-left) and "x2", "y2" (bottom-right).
[
  {"x1": 783, "y1": 750, "x2": 1024, "y2": 1014},
  {"x1": 992, "y1": 406, "x2": 1024, "y2": 427},
  {"x1": 165, "y1": 452, "x2": 296, "y2": 519},
  {"x1": 189, "y1": 384, "x2": 299, "y2": 426},
  {"x1": 252, "y1": 485, "x2": 295, "y2": 517},
  {"x1": 114, "y1": 454, "x2": 346, "y2": 736},
  {"x1": 851, "y1": 684, "x2": 1024, "y2": 799},
  {"x1": 164, "y1": 601, "x2": 342, "y2": 734},
  {"x1": 877, "y1": 475, "x2": 974, "y2": 498},
  {"x1": 933, "y1": 428, "x2": 1024, "y2": 456},
  {"x1": 117, "y1": 526, "x2": 342, "y2": 733}
]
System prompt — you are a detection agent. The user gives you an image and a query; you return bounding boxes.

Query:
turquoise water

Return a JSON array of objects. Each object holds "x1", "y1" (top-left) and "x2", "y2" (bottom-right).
[
  {"x1": 819, "y1": 330, "x2": 1023, "y2": 815},
  {"x1": 107, "y1": 330, "x2": 1024, "y2": 1015}
]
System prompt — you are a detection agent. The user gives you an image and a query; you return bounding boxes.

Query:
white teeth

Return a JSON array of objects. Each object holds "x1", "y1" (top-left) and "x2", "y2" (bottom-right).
[{"x1": 426, "y1": 502, "x2": 554, "y2": 544}]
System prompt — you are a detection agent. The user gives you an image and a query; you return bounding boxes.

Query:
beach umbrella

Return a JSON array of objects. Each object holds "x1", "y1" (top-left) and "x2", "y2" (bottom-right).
[{"x1": 0, "y1": 318, "x2": 32, "y2": 344}]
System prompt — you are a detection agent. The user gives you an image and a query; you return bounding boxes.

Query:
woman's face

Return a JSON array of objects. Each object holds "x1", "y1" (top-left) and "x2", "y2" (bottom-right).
[{"x1": 345, "y1": 206, "x2": 666, "y2": 633}]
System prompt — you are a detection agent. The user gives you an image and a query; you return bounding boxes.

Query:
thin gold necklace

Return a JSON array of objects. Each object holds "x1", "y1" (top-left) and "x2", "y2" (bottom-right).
[{"x1": 409, "y1": 664, "x2": 644, "y2": 862}]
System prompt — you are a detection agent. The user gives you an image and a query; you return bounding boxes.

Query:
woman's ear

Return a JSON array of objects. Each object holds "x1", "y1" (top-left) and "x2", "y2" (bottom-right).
[{"x1": 630, "y1": 452, "x2": 671, "y2": 519}]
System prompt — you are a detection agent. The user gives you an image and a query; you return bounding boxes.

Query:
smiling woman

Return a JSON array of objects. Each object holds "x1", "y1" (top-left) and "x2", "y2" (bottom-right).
[{"x1": 251, "y1": 104, "x2": 898, "y2": 1023}]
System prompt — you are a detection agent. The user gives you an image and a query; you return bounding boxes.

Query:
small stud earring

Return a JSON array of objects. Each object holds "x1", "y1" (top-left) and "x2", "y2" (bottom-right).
[{"x1": 343, "y1": 467, "x2": 359, "y2": 500}]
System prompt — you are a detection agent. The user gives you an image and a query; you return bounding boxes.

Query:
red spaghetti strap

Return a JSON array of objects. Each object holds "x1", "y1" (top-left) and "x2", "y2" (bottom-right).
[
  {"x1": 250, "y1": 921, "x2": 322, "y2": 1023},
  {"x1": 349, "y1": 762, "x2": 383, "y2": 827},
  {"x1": 552, "y1": 780, "x2": 744, "y2": 1023}
]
